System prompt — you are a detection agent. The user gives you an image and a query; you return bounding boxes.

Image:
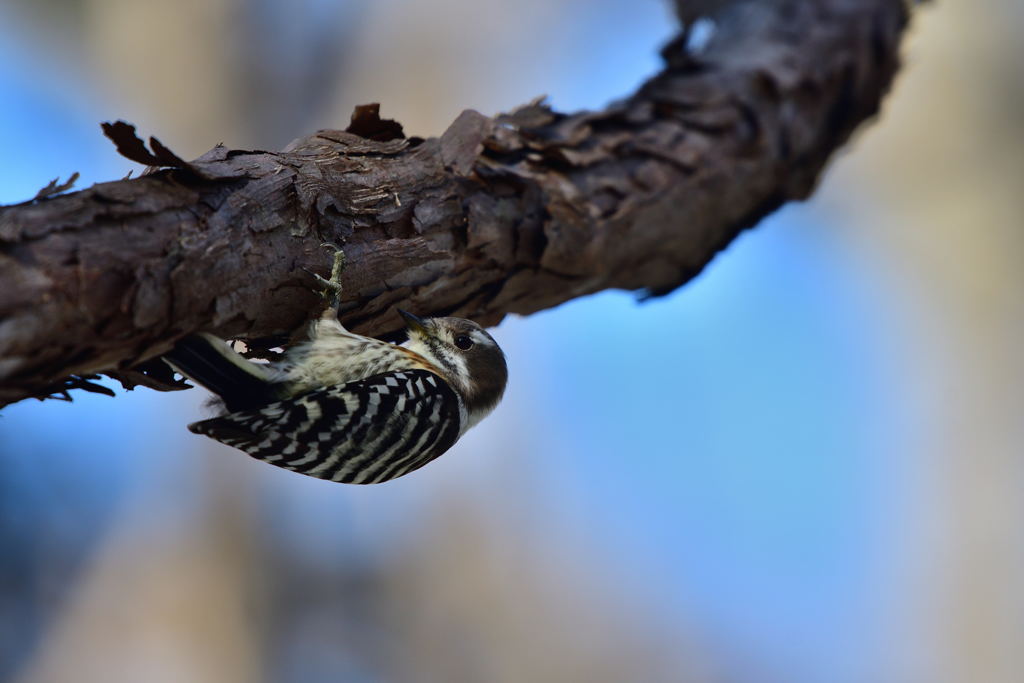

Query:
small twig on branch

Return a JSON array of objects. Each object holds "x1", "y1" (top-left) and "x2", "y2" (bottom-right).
[{"x1": 0, "y1": 0, "x2": 911, "y2": 407}]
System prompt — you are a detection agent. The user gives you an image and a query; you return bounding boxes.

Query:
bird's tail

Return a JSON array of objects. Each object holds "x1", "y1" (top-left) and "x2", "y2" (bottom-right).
[{"x1": 163, "y1": 333, "x2": 281, "y2": 412}]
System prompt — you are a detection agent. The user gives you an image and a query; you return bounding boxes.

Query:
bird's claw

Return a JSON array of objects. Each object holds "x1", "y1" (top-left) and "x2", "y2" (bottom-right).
[{"x1": 304, "y1": 244, "x2": 347, "y2": 313}]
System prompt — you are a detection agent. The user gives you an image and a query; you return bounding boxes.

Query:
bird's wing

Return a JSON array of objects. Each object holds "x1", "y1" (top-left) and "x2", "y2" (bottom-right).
[{"x1": 188, "y1": 369, "x2": 463, "y2": 484}]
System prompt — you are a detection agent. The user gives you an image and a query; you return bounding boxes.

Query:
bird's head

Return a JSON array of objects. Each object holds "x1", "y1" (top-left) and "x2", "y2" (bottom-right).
[{"x1": 398, "y1": 309, "x2": 508, "y2": 428}]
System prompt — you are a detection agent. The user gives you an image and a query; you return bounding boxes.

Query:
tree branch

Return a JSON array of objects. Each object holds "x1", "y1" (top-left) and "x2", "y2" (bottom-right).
[{"x1": 0, "y1": 0, "x2": 909, "y2": 407}]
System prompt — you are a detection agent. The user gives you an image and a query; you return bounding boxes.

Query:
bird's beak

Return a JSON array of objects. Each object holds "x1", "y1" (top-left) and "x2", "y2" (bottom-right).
[{"x1": 398, "y1": 309, "x2": 430, "y2": 336}]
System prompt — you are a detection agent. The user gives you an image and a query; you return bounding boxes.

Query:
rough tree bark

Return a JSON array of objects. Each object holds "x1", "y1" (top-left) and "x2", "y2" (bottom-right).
[{"x1": 0, "y1": 0, "x2": 910, "y2": 407}]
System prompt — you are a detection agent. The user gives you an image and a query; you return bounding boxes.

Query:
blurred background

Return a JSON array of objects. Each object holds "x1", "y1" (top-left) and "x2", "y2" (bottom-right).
[{"x1": 1, "y1": 1, "x2": 1022, "y2": 682}]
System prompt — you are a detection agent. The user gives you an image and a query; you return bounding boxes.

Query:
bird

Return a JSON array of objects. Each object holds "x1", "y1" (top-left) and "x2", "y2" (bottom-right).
[{"x1": 163, "y1": 250, "x2": 508, "y2": 485}]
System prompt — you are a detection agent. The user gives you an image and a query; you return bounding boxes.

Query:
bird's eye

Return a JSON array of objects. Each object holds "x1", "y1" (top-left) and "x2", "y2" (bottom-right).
[{"x1": 454, "y1": 335, "x2": 474, "y2": 350}]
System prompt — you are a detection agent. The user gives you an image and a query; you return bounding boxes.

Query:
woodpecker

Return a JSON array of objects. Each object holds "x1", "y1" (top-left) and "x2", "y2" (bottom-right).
[{"x1": 163, "y1": 253, "x2": 507, "y2": 484}]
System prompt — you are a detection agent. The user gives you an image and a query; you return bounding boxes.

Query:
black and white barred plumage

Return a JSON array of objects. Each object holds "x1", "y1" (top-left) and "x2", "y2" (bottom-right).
[
  {"x1": 193, "y1": 370, "x2": 462, "y2": 484},
  {"x1": 165, "y1": 310, "x2": 507, "y2": 484}
]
